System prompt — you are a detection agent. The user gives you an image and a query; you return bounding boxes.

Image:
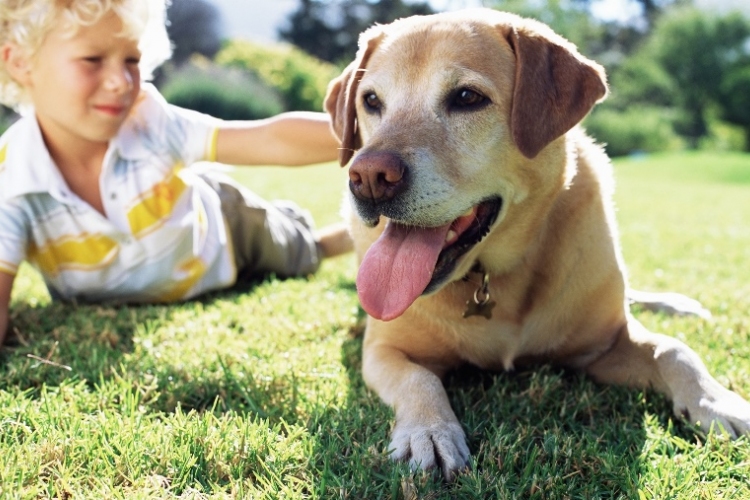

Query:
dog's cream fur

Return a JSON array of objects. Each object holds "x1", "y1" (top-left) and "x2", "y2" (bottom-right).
[{"x1": 325, "y1": 9, "x2": 750, "y2": 481}]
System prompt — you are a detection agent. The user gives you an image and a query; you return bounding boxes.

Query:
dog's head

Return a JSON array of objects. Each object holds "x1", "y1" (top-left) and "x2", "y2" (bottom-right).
[{"x1": 325, "y1": 9, "x2": 608, "y2": 321}]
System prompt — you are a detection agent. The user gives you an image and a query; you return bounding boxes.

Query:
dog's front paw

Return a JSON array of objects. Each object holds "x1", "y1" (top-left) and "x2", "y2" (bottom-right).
[
  {"x1": 389, "y1": 419, "x2": 470, "y2": 481},
  {"x1": 676, "y1": 386, "x2": 750, "y2": 438}
]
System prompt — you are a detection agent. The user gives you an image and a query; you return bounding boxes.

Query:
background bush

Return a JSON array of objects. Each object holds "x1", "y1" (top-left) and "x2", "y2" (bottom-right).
[
  {"x1": 0, "y1": 106, "x2": 17, "y2": 136},
  {"x1": 160, "y1": 59, "x2": 284, "y2": 120},
  {"x1": 585, "y1": 106, "x2": 685, "y2": 157},
  {"x1": 216, "y1": 40, "x2": 339, "y2": 112}
]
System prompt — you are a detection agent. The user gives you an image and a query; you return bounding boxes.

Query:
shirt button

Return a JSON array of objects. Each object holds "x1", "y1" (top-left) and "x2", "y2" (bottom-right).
[{"x1": 111, "y1": 193, "x2": 117, "y2": 200}]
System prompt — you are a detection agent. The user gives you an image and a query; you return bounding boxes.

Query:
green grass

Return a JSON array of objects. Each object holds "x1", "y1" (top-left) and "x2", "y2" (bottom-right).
[{"x1": 1, "y1": 151, "x2": 749, "y2": 498}]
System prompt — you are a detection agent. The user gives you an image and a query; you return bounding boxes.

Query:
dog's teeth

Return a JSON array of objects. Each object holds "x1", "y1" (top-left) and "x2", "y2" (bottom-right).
[
  {"x1": 446, "y1": 230, "x2": 457, "y2": 242},
  {"x1": 463, "y1": 208, "x2": 474, "y2": 218}
]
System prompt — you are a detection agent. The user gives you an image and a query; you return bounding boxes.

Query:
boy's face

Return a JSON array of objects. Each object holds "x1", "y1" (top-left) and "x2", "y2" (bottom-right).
[{"x1": 22, "y1": 10, "x2": 142, "y2": 149}]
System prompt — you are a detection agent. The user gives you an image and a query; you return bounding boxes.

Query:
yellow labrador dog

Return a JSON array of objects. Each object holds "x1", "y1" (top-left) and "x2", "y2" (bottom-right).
[{"x1": 325, "y1": 9, "x2": 750, "y2": 480}]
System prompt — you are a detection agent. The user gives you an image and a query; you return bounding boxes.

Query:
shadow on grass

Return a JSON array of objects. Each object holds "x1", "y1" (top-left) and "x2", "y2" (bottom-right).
[
  {"x1": 305, "y1": 328, "x2": 694, "y2": 499},
  {"x1": 0, "y1": 262, "x2": 329, "y2": 382},
  {"x1": 0, "y1": 274, "x2": 283, "y2": 403},
  {"x1": 1, "y1": 299, "x2": 179, "y2": 390}
]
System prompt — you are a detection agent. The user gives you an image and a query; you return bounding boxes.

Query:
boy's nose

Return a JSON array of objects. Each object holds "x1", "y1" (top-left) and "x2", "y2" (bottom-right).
[{"x1": 105, "y1": 64, "x2": 134, "y2": 92}]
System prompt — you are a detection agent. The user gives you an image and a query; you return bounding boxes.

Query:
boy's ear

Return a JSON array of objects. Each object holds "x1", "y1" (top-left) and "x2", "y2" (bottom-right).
[{"x1": 1, "y1": 43, "x2": 33, "y2": 86}]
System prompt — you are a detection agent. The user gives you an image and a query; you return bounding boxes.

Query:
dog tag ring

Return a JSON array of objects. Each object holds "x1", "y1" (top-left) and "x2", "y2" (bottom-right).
[{"x1": 463, "y1": 271, "x2": 496, "y2": 319}]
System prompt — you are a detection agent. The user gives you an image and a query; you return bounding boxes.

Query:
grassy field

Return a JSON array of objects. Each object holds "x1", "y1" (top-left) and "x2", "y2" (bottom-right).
[{"x1": 1, "y1": 151, "x2": 749, "y2": 499}]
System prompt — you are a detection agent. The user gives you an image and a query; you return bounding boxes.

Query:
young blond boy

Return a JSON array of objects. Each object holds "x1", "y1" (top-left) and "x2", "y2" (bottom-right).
[{"x1": 0, "y1": 0, "x2": 352, "y2": 342}]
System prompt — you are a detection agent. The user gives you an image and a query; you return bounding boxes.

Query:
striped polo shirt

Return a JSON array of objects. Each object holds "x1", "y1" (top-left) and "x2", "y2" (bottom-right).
[{"x1": 0, "y1": 83, "x2": 237, "y2": 303}]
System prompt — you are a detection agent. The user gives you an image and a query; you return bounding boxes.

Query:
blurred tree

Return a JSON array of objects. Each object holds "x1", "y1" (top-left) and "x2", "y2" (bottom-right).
[
  {"x1": 486, "y1": 0, "x2": 690, "y2": 62},
  {"x1": 0, "y1": 105, "x2": 17, "y2": 135},
  {"x1": 717, "y1": 53, "x2": 750, "y2": 150},
  {"x1": 279, "y1": 0, "x2": 435, "y2": 64},
  {"x1": 628, "y1": 0, "x2": 691, "y2": 28},
  {"x1": 487, "y1": 0, "x2": 604, "y2": 56},
  {"x1": 605, "y1": 51, "x2": 676, "y2": 110},
  {"x1": 166, "y1": 0, "x2": 224, "y2": 66},
  {"x1": 643, "y1": 8, "x2": 750, "y2": 147}
]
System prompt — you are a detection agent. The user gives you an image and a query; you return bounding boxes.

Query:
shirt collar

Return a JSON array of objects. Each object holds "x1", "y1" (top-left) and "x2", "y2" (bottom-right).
[{"x1": 110, "y1": 83, "x2": 158, "y2": 162}]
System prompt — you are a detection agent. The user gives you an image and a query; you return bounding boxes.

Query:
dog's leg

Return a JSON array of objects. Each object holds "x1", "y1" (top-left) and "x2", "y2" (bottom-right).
[
  {"x1": 362, "y1": 342, "x2": 470, "y2": 481},
  {"x1": 627, "y1": 289, "x2": 711, "y2": 319},
  {"x1": 586, "y1": 317, "x2": 750, "y2": 437}
]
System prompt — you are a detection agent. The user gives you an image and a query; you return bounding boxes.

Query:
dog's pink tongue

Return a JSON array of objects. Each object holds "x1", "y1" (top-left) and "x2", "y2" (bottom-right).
[{"x1": 357, "y1": 220, "x2": 451, "y2": 321}]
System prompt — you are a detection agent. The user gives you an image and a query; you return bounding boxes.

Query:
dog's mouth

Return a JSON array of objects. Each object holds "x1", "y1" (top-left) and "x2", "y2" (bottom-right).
[
  {"x1": 428, "y1": 197, "x2": 502, "y2": 293},
  {"x1": 356, "y1": 197, "x2": 502, "y2": 321}
]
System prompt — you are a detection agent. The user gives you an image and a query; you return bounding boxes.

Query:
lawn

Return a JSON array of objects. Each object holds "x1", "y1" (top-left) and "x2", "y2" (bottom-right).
[{"x1": 1, "y1": 150, "x2": 749, "y2": 499}]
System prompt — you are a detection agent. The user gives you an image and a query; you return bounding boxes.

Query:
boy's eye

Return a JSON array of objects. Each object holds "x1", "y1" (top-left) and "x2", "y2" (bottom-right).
[
  {"x1": 126, "y1": 58, "x2": 141, "y2": 65},
  {"x1": 83, "y1": 56, "x2": 102, "y2": 64}
]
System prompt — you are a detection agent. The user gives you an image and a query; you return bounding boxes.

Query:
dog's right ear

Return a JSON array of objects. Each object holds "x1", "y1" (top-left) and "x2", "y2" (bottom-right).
[
  {"x1": 324, "y1": 29, "x2": 384, "y2": 166},
  {"x1": 503, "y1": 19, "x2": 608, "y2": 159}
]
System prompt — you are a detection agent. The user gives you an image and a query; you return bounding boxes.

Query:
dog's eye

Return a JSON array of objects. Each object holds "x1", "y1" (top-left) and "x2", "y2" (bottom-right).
[
  {"x1": 364, "y1": 92, "x2": 382, "y2": 111},
  {"x1": 453, "y1": 89, "x2": 486, "y2": 108}
]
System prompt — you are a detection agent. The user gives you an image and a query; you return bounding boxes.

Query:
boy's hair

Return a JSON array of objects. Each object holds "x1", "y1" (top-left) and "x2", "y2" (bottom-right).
[{"x1": 0, "y1": 0, "x2": 172, "y2": 108}]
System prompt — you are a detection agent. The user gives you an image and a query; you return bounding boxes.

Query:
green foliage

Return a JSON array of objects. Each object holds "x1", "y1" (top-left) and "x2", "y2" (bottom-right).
[
  {"x1": 649, "y1": 8, "x2": 750, "y2": 101},
  {"x1": 698, "y1": 115, "x2": 748, "y2": 152},
  {"x1": 585, "y1": 106, "x2": 684, "y2": 157},
  {"x1": 606, "y1": 55, "x2": 677, "y2": 110},
  {"x1": 718, "y1": 65, "x2": 750, "y2": 150},
  {"x1": 0, "y1": 106, "x2": 16, "y2": 135},
  {"x1": 631, "y1": 7, "x2": 750, "y2": 146},
  {"x1": 720, "y1": 66, "x2": 750, "y2": 126},
  {"x1": 488, "y1": 0, "x2": 604, "y2": 56},
  {"x1": 160, "y1": 59, "x2": 284, "y2": 120},
  {"x1": 585, "y1": 6, "x2": 750, "y2": 152},
  {"x1": 216, "y1": 40, "x2": 339, "y2": 112},
  {"x1": 2, "y1": 153, "x2": 750, "y2": 497}
]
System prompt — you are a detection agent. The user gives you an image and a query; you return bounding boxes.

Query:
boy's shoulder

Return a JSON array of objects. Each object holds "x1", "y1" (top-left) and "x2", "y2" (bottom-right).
[
  {"x1": 117, "y1": 83, "x2": 219, "y2": 160},
  {"x1": 0, "y1": 116, "x2": 53, "y2": 201},
  {"x1": 0, "y1": 130, "x2": 6, "y2": 169},
  {"x1": 0, "y1": 117, "x2": 21, "y2": 161},
  {"x1": 0, "y1": 124, "x2": 15, "y2": 201},
  {"x1": 0, "y1": 115, "x2": 40, "y2": 159},
  {"x1": 0, "y1": 117, "x2": 30, "y2": 178},
  {"x1": 121, "y1": 83, "x2": 200, "y2": 140},
  {"x1": 126, "y1": 83, "x2": 171, "y2": 126}
]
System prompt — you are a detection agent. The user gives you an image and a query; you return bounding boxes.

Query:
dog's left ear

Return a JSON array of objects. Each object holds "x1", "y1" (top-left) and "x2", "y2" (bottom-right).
[
  {"x1": 505, "y1": 22, "x2": 608, "y2": 159},
  {"x1": 324, "y1": 29, "x2": 385, "y2": 166}
]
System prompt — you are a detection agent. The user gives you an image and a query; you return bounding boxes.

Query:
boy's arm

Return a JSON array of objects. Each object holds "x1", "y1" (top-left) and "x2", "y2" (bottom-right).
[
  {"x1": 0, "y1": 272, "x2": 14, "y2": 345},
  {"x1": 214, "y1": 111, "x2": 340, "y2": 167}
]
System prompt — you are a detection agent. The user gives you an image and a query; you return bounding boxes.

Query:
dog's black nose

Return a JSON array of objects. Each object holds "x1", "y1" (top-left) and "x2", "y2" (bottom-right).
[{"x1": 349, "y1": 152, "x2": 407, "y2": 203}]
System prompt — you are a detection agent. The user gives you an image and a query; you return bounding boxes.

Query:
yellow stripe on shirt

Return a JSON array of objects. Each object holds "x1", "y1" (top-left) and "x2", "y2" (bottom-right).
[
  {"x1": 28, "y1": 234, "x2": 119, "y2": 276},
  {"x1": 207, "y1": 127, "x2": 219, "y2": 162},
  {"x1": 156, "y1": 256, "x2": 206, "y2": 302},
  {"x1": 127, "y1": 164, "x2": 188, "y2": 237}
]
